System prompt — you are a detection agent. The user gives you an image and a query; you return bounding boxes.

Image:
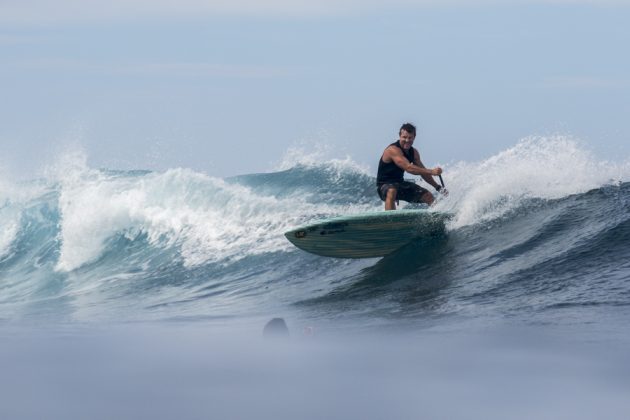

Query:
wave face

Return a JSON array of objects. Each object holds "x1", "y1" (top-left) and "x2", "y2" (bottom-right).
[{"x1": 1, "y1": 137, "x2": 629, "y2": 326}]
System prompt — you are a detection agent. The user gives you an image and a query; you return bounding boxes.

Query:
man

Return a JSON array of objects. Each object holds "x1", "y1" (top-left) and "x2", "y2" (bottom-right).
[{"x1": 376, "y1": 123, "x2": 445, "y2": 210}]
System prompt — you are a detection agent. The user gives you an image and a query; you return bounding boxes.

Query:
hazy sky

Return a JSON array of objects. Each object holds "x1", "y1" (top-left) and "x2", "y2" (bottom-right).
[{"x1": 2, "y1": 0, "x2": 629, "y2": 177}]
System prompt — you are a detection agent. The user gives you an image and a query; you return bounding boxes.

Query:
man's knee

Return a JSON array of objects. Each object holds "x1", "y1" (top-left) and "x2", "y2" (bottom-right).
[{"x1": 386, "y1": 188, "x2": 398, "y2": 200}]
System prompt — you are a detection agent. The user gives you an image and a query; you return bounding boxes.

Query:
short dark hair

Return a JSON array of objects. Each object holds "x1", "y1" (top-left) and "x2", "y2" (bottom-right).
[{"x1": 399, "y1": 123, "x2": 416, "y2": 136}]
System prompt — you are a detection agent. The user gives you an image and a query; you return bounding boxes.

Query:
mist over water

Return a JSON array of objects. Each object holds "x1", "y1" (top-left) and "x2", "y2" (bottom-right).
[{"x1": 1, "y1": 136, "x2": 630, "y2": 419}]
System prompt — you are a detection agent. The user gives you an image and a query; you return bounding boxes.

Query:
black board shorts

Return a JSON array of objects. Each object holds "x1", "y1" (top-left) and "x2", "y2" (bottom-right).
[{"x1": 377, "y1": 181, "x2": 430, "y2": 203}]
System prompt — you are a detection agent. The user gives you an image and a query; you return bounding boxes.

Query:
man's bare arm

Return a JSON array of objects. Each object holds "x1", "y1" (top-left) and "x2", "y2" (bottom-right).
[
  {"x1": 387, "y1": 147, "x2": 439, "y2": 177},
  {"x1": 412, "y1": 150, "x2": 442, "y2": 190}
]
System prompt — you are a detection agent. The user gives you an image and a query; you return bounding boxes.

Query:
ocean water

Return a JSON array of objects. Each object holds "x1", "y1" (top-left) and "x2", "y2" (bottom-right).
[{"x1": 1, "y1": 136, "x2": 630, "y2": 419}]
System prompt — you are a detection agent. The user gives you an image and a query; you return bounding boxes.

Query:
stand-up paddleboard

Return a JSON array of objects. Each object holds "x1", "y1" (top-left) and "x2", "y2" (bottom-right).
[{"x1": 284, "y1": 209, "x2": 450, "y2": 258}]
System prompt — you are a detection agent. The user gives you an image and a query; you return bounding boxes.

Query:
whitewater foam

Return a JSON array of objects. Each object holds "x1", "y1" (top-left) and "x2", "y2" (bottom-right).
[
  {"x1": 51, "y1": 152, "x2": 376, "y2": 272},
  {"x1": 434, "y1": 136, "x2": 630, "y2": 228}
]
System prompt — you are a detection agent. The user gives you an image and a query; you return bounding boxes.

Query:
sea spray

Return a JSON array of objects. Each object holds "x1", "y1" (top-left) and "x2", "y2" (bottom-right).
[{"x1": 434, "y1": 135, "x2": 630, "y2": 228}]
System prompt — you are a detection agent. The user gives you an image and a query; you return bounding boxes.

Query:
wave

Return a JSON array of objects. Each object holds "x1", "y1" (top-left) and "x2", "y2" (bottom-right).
[
  {"x1": 1, "y1": 151, "x2": 381, "y2": 274},
  {"x1": 0, "y1": 136, "x2": 629, "y2": 322}
]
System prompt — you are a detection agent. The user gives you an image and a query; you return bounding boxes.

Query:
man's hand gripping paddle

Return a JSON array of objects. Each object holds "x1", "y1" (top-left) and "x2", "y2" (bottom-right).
[{"x1": 438, "y1": 175, "x2": 448, "y2": 196}]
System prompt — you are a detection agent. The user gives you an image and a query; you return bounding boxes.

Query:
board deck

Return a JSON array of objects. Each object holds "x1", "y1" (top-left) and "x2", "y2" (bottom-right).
[{"x1": 284, "y1": 209, "x2": 449, "y2": 258}]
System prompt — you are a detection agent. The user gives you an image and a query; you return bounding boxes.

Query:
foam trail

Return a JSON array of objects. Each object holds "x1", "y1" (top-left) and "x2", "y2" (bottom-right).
[{"x1": 434, "y1": 136, "x2": 630, "y2": 228}]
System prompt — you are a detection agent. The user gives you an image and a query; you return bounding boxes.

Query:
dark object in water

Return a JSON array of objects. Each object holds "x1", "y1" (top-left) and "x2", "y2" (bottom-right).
[{"x1": 263, "y1": 318, "x2": 290, "y2": 338}]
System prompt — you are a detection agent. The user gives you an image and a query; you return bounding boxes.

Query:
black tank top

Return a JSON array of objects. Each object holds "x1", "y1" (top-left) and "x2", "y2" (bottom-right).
[{"x1": 376, "y1": 141, "x2": 415, "y2": 186}]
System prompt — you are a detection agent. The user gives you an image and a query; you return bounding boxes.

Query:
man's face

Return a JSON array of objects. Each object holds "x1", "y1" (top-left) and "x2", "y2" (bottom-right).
[{"x1": 399, "y1": 129, "x2": 415, "y2": 150}]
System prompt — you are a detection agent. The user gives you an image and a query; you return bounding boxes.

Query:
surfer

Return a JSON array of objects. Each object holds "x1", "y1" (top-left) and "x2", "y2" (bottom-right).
[{"x1": 377, "y1": 123, "x2": 446, "y2": 210}]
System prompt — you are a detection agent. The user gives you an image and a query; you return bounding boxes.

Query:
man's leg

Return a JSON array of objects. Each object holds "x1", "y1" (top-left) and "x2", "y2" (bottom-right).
[{"x1": 385, "y1": 187, "x2": 398, "y2": 210}]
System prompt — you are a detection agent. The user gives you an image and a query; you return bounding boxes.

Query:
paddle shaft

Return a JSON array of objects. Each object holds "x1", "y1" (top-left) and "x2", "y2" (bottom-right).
[{"x1": 438, "y1": 175, "x2": 445, "y2": 188}]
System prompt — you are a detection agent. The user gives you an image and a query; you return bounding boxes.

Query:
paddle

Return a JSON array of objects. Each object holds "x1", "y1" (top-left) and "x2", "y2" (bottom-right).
[{"x1": 437, "y1": 174, "x2": 448, "y2": 197}]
